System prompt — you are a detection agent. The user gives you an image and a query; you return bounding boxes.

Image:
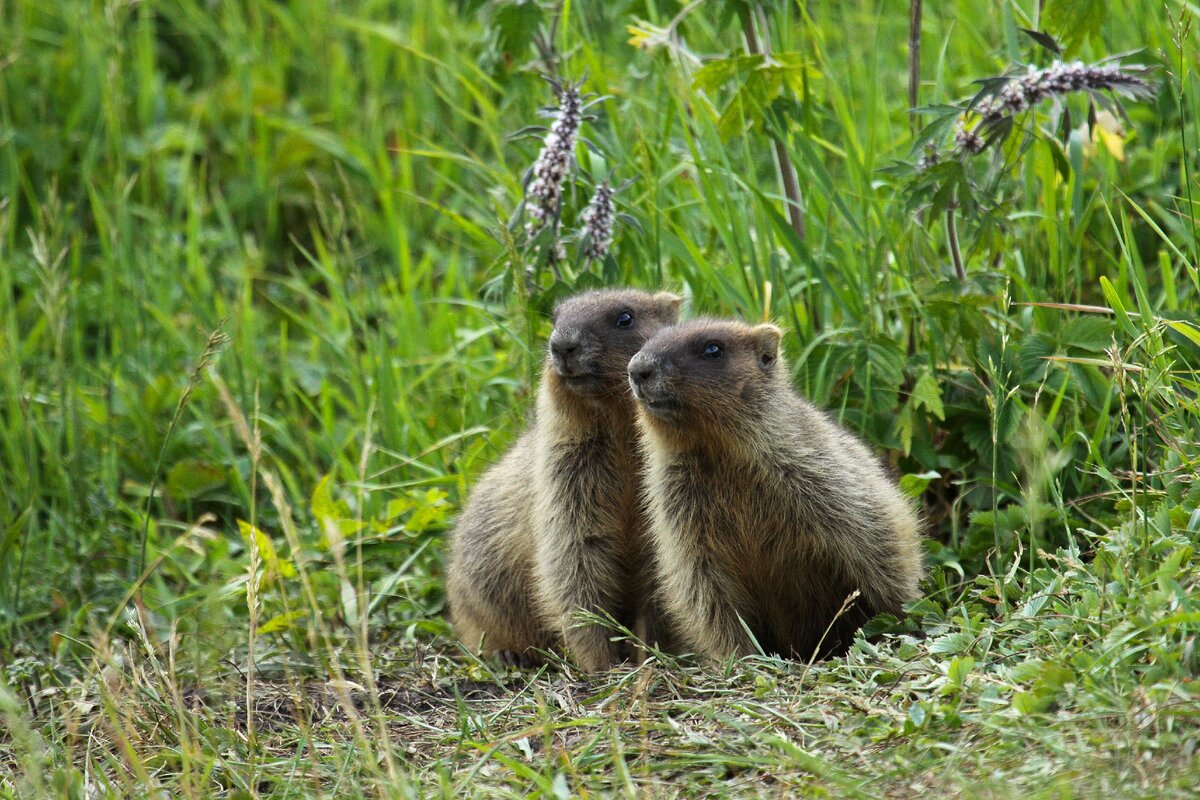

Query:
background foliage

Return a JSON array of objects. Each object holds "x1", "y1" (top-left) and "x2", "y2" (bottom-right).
[{"x1": 1, "y1": 0, "x2": 1198, "y2": 796}]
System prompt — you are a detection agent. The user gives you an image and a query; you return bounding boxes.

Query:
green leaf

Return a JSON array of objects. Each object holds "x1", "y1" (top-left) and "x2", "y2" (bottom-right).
[
  {"x1": 693, "y1": 54, "x2": 765, "y2": 94},
  {"x1": 1012, "y1": 689, "x2": 1054, "y2": 715},
  {"x1": 899, "y1": 470, "x2": 941, "y2": 499},
  {"x1": 1018, "y1": 332, "x2": 1056, "y2": 382},
  {"x1": 928, "y1": 631, "x2": 974, "y2": 655},
  {"x1": 166, "y1": 459, "x2": 226, "y2": 502},
  {"x1": 911, "y1": 370, "x2": 945, "y2": 420},
  {"x1": 385, "y1": 496, "x2": 416, "y2": 521},
  {"x1": 1009, "y1": 659, "x2": 1045, "y2": 683},
  {"x1": 947, "y1": 656, "x2": 975, "y2": 687},
  {"x1": 406, "y1": 489, "x2": 451, "y2": 533},
  {"x1": 491, "y1": 0, "x2": 543, "y2": 59},
  {"x1": 1061, "y1": 316, "x2": 1113, "y2": 352},
  {"x1": 311, "y1": 474, "x2": 345, "y2": 525},
  {"x1": 1099, "y1": 276, "x2": 1138, "y2": 337},
  {"x1": 256, "y1": 610, "x2": 307, "y2": 635},
  {"x1": 1043, "y1": 0, "x2": 1106, "y2": 54},
  {"x1": 311, "y1": 475, "x2": 364, "y2": 546},
  {"x1": 893, "y1": 403, "x2": 915, "y2": 456},
  {"x1": 238, "y1": 520, "x2": 296, "y2": 580},
  {"x1": 1167, "y1": 320, "x2": 1200, "y2": 350}
]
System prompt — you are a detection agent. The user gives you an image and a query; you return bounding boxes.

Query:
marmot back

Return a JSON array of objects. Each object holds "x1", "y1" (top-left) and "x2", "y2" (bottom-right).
[
  {"x1": 628, "y1": 318, "x2": 923, "y2": 660},
  {"x1": 446, "y1": 288, "x2": 681, "y2": 670}
]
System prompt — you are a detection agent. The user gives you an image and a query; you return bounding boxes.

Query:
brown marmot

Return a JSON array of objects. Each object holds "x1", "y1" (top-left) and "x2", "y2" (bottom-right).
[
  {"x1": 627, "y1": 318, "x2": 924, "y2": 661},
  {"x1": 447, "y1": 289, "x2": 682, "y2": 670}
]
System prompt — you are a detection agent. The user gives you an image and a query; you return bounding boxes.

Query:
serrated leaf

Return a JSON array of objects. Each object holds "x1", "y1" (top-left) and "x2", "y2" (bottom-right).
[
  {"x1": 911, "y1": 370, "x2": 945, "y2": 420},
  {"x1": 1038, "y1": 663, "x2": 1074, "y2": 691},
  {"x1": 1061, "y1": 316, "x2": 1113, "y2": 351},
  {"x1": 385, "y1": 497, "x2": 415, "y2": 521},
  {"x1": 1043, "y1": 0, "x2": 1106, "y2": 54},
  {"x1": 1009, "y1": 658, "x2": 1045, "y2": 683},
  {"x1": 491, "y1": 0, "x2": 543, "y2": 58},
  {"x1": 860, "y1": 338, "x2": 906, "y2": 389},
  {"x1": 928, "y1": 631, "x2": 974, "y2": 655},
  {"x1": 1012, "y1": 689, "x2": 1054, "y2": 715},
  {"x1": 1018, "y1": 332, "x2": 1056, "y2": 382},
  {"x1": 947, "y1": 656, "x2": 975, "y2": 687}
]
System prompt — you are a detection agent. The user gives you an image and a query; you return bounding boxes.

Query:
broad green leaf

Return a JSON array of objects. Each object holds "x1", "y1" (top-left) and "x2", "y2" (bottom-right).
[
  {"x1": 947, "y1": 656, "x2": 975, "y2": 687},
  {"x1": 928, "y1": 631, "x2": 974, "y2": 655},
  {"x1": 1061, "y1": 316, "x2": 1114, "y2": 352},
  {"x1": 911, "y1": 370, "x2": 945, "y2": 420}
]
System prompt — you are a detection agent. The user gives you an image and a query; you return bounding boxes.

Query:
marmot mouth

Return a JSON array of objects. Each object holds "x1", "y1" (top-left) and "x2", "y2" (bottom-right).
[
  {"x1": 639, "y1": 397, "x2": 681, "y2": 419},
  {"x1": 558, "y1": 372, "x2": 604, "y2": 393}
]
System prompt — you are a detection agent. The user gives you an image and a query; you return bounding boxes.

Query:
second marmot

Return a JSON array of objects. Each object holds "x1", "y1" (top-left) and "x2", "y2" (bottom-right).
[
  {"x1": 627, "y1": 318, "x2": 924, "y2": 660},
  {"x1": 447, "y1": 289, "x2": 681, "y2": 670}
]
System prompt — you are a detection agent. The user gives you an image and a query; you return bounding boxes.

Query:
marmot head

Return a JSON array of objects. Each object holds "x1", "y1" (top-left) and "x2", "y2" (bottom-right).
[
  {"x1": 546, "y1": 289, "x2": 683, "y2": 402},
  {"x1": 628, "y1": 318, "x2": 783, "y2": 428}
]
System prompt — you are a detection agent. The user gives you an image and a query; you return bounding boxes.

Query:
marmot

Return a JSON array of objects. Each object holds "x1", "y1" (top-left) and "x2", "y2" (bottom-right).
[
  {"x1": 447, "y1": 289, "x2": 682, "y2": 670},
  {"x1": 627, "y1": 318, "x2": 924, "y2": 661}
]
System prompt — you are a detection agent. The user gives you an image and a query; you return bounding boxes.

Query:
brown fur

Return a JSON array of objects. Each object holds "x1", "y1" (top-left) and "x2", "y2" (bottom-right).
[
  {"x1": 446, "y1": 289, "x2": 682, "y2": 670},
  {"x1": 627, "y1": 319, "x2": 924, "y2": 661}
]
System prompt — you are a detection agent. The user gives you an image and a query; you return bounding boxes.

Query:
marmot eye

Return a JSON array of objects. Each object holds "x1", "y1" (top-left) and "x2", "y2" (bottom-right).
[
  {"x1": 702, "y1": 342, "x2": 723, "y2": 358},
  {"x1": 615, "y1": 311, "x2": 634, "y2": 328}
]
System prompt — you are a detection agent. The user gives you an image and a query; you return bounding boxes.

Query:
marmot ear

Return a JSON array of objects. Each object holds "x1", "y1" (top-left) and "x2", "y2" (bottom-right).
[
  {"x1": 653, "y1": 292, "x2": 684, "y2": 323},
  {"x1": 751, "y1": 324, "x2": 782, "y2": 368}
]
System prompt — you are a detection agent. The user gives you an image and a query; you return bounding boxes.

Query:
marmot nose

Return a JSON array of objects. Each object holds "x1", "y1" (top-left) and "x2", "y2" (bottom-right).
[
  {"x1": 629, "y1": 361, "x2": 656, "y2": 386},
  {"x1": 550, "y1": 332, "x2": 580, "y2": 359}
]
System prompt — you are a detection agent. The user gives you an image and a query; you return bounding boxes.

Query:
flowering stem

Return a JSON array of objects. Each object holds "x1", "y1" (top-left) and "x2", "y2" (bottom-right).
[{"x1": 580, "y1": 181, "x2": 616, "y2": 263}]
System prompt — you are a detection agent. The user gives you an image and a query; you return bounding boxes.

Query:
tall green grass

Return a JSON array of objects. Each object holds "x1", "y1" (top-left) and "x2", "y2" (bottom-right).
[{"x1": 1, "y1": 0, "x2": 1198, "y2": 796}]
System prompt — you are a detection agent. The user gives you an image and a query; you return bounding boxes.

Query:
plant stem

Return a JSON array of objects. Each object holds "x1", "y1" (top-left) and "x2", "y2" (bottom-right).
[
  {"x1": 741, "y1": 5, "x2": 806, "y2": 244},
  {"x1": 138, "y1": 323, "x2": 227, "y2": 580},
  {"x1": 908, "y1": 0, "x2": 922, "y2": 137},
  {"x1": 907, "y1": 0, "x2": 923, "y2": 356},
  {"x1": 947, "y1": 198, "x2": 966, "y2": 281}
]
